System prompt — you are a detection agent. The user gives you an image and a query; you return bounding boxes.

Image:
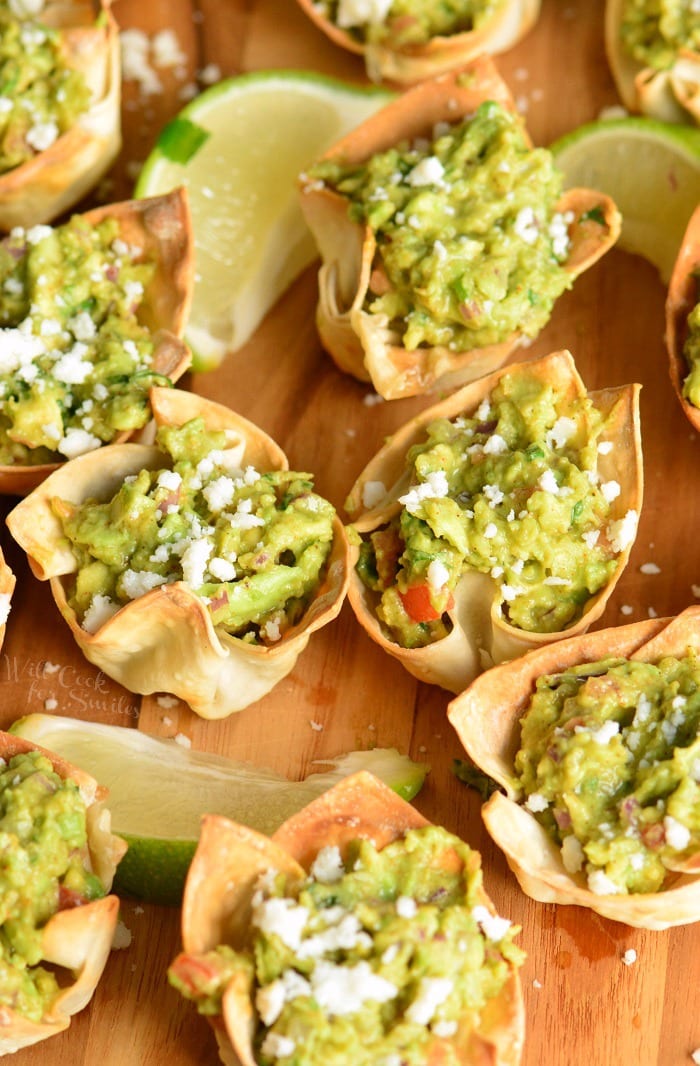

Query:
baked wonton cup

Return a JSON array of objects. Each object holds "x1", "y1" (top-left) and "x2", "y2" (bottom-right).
[
  {"x1": 173, "y1": 771, "x2": 525, "y2": 1066},
  {"x1": 6, "y1": 387, "x2": 349, "y2": 719},
  {"x1": 0, "y1": 0, "x2": 121, "y2": 230},
  {"x1": 0, "y1": 547, "x2": 15, "y2": 651},
  {"x1": 0, "y1": 730, "x2": 126, "y2": 1054},
  {"x1": 345, "y1": 350, "x2": 642, "y2": 693},
  {"x1": 448, "y1": 607, "x2": 700, "y2": 930},
  {"x1": 0, "y1": 187, "x2": 194, "y2": 497},
  {"x1": 299, "y1": 56, "x2": 620, "y2": 400},
  {"x1": 605, "y1": 0, "x2": 700, "y2": 122},
  {"x1": 295, "y1": 0, "x2": 541, "y2": 85},
  {"x1": 665, "y1": 203, "x2": 700, "y2": 432}
]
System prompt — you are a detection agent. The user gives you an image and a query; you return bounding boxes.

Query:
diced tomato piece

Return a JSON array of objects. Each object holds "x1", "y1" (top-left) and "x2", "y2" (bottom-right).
[
  {"x1": 58, "y1": 885, "x2": 86, "y2": 910},
  {"x1": 169, "y1": 953, "x2": 221, "y2": 996},
  {"x1": 399, "y1": 583, "x2": 453, "y2": 623}
]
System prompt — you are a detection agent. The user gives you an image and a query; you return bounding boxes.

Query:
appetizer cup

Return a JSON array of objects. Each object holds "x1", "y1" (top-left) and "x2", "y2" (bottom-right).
[
  {"x1": 605, "y1": 0, "x2": 700, "y2": 122},
  {"x1": 299, "y1": 56, "x2": 620, "y2": 400},
  {"x1": 344, "y1": 350, "x2": 642, "y2": 693},
  {"x1": 169, "y1": 771, "x2": 525, "y2": 1066},
  {"x1": 0, "y1": 547, "x2": 15, "y2": 650},
  {"x1": 448, "y1": 607, "x2": 700, "y2": 930},
  {"x1": 0, "y1": 0, "x2": 121, "y2": 229},
  {"x1": 0, "y1": 187, "x2": 194, "y2": 496},
  {"x1": 6, "y1": 387, "x2": 350, "y2": 719},
  {"x1": 0, "y1": 730, "x2": 126, "y2": 1053},
  {"x1": 665, "y1": 203, "x2": 700, "y2": 432},
  {"x1": 295, "y1": 0, "x2": 541, "y2": 85}
]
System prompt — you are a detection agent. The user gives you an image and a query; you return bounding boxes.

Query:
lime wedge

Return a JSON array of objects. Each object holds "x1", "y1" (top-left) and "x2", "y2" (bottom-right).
[
  {"x1": 135, "y1": 70, "x2": 393, "y2": 370},
  {"x1": 10, "y1": 714, "x2": 427, "y2": 906},
  {"x1": 551, "y1": 116, "x2": 700, "y2": 282}
]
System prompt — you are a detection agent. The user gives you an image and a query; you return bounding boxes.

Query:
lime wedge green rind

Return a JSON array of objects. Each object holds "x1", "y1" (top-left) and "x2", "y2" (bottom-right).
[
  {"x1": 135, "y1": 69, "x2": 395, "y2": 372},
  {"x1": 9, "y1": 714, "x2": 428, "y2": 906},
  {"x1": 551, "y1": 115, "x2": 700, "y2": 282}
]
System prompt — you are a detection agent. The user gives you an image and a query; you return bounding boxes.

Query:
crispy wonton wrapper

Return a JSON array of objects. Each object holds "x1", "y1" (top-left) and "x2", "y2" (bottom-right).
[
  {"x1": 6, "y1": 387, "x2": 350, "y2": 719},
  {"x1": 0, "y1": 0, "x2": 121, "y2": 230},
  {"x1": 0, "y1": 187, "x2": 194, "y2": 497},
  {"x1": 448, "y1": 607, "x2": 700, "y2": 929},
  {"x1": 299, "y1": 56, "x2": 620, "y2": 400},
  {"x1": 0, "y1": 730, "x2": 126, "y2": 1054},
  {"x1": 295, "y1": 0, "x2": 540, "y2": 85},
  {"x1": 0, "y1": 547, "x2": 15, "y2": 652},
  {"x1": 665, "y1": 203, "x2": 700, "y2": 432},
  {"x1": 344, "y1": 350, "x2": 642, "y2": 693},
  {"x1": 605, "y1": 0, "x2": 700, "y2": 122},
  {"x1": 176, "y1": 771, "x2": 525, "y2": 1066}
]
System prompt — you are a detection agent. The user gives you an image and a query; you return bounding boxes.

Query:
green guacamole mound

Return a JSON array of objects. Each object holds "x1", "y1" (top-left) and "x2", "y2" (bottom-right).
[
  {"x1": 0, "y1": 1, "x2": 91, "y2": 174},
  {"x1": 168, "y1": 826, "x2": 524, "y2": 1066},
  {"x1": 620, "y1": 0, "x2": 700, "y2": 70},
  {"x1": 682, "y1": 292, "x2": 700, "y2": 407},
  {"x1": 355, "y1": 367, "x2": 632, "y2": 649},
  {"x1": 0, "y1": 213, "x2": 164, "y2": 467},
  {"x1": 55, "y1": 418, "x2": 337, "y2": 645},
  {"x1": 515, "y1": 653, "x2": 700, "y2": 895},
  {"x1": 308, "y1": 100, "x2": 581, "y2": 351},
  {"x1": 0, "y1": 750, "x2": 105, "y2": 1023},
  {"x1": 318, "y1": 0, "x2": 503, "y2": 48}
]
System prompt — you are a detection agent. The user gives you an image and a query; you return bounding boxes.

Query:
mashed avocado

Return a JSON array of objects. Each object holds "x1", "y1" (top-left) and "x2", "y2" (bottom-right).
[
  {"x1": 0, "y1": 214, "x2": 166, "y2": 467},
  {"x1": 0, "y1": 0, "x2": 91, "y2": 173},
  {"x1": 515, "y1": 654, "x2": 700, "y2": 896},
  {"x1": 0, "y1": 750, "x2": 105, "y2": 1022},
  {"x1": 168, "y1": 826, "x2": 523, "y2": 1066},
  {"x1": 308, "y1": 100, "x2": 584, "y2": 351},
  {"x1": 682, "y1": 290, "x2": 700, "y2": 406},
  {"x1": 319, "y1": 0, "x2": 503, "y2": 48},
  {"x1": 620, "y1": 0, "x2": 700, "y2": 70},
  {"x1": 54, "y1": 418, "x2": 336, "y2": 645},
  {"x1": 355, "y1": 366, "x2": 635, "y2": 648}
]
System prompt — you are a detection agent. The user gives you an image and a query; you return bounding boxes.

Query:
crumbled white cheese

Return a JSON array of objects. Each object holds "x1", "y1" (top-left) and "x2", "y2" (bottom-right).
[
  {"x1": 120, "y1": 569, "x2": 168, "y2": 600},
  {"x1": 621, "y1": 948, "x2": 637, "y2": 966},
  {"x1": 525, "y1": 792, "x2": 549, "y2": 813},
  {"x1": 472, "y1": 904, "x2": 511, "y2": 941},
  {"x1": 607, "y1": 509, "x2": 638, "y2": 553},
  {"x1": 664, "y1": 815, "x2": 691, "y2": 851},
  {"x1": 57, "y1": 427, "x2": 102, "y2": 459},
  {"x1": 260, "y1": 1033, "x2": 296, "y2": 1060},
  {"x1": 405, "y1": 976, "x2": 453, "y2": 1025},
  {"x1": 587, "y1": 869, "x2": 624, "y2": 895},
  {"x1": 252, "y1": 897, "x2": 309, "y2": 951},
  {"x1": 336, "y1": 0, "x2": 393, "y2": 27},
  {"x1": 310, "y1": 959, "x2": 397, "y2": 1015},
  {"x1": 362, "y1": 480, "x2": 386, "y2": 509},
  {"x1": 0, "y1": 593, "x2": 10, "y2": 626},
  {"x1": 426, "y1": 558, "x2": 450, "y2": 590},
  {"x1": 640, "y1": 561, "x2": 661, "y2": 575},
  {"x1": 406, "y1": 156, "x2": 445, "y2": 187},
  {"x1": 396, "y1": 895, "x2": 417, "y2": 919},
  {"x1": 600, "y1": 480, "x2": 621, "y2": 503},
  {"x1": 82, "y1": 594, "x2": 119, "y2": 634},
  {"x1": 398, "y1": 470, "x2": 449, "y2": 513},
  {"x1": 310, "y1": 845, "x2": 345, "y2": 884}
]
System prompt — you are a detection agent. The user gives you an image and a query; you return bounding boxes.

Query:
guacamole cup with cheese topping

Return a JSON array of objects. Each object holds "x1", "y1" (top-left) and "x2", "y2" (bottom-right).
[
  {"x1": 6, "y1": 387, "x2": 349, "y2": 719},
  {"x1": 449, "y1": 606, "x2": 700, "y2": 930},
  {"x1": 299, "y1": 56, "x2": 620, "y2": 400},
  {"x1": 345, "y1": 350, "x2": 642, "y2": 693},
  {"x1": 295, "y1": 0, "x2": 541, "y2": 85},
  {"x1": 0, "y1": 730, "x2": 126, "y2": 1054},
  {"x1": 168, "y1": 771, "x2": 525, "y2": 1066},
  {"x1": 665, "y1": 202, "x2": 700, "y2": 431},
  {"x1": 0, "y1": 187, "x2": 194, "y2": 496},
  {"x1": 0, "y1": 0, "x2": 121, "y2": 230},
  {"x1": 605, "y1": 0, "x2": 700, "y2": 122}
]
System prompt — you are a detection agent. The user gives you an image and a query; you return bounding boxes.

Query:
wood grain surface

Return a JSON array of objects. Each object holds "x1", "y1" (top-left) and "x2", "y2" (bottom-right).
[{"x1": 1, "y1": 1, "x2": 700, "y2": 1064}]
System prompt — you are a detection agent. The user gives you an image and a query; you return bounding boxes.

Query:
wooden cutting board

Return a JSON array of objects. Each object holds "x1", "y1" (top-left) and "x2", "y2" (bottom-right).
[{"x1": 1, "y1": 1, "x2": 699, "y2": 1063}]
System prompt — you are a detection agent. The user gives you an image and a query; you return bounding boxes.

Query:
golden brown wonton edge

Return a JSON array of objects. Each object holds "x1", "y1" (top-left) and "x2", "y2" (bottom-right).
[
  {"x1": 344, "y1": 349, "x2": 642, "y2": 694},
  {"x1": 448, "y1": 606, "x2": 700, "y2": 929},
  {"x1": 299, "y1": 55, "x2": 621, "y2": 400},
  {"x1": 665, "y1": 203, "x2": 700, "y2": 432},
  {"x1": 605, "y1": 0, "x2": 700, "y2": 122},
  {"x1": 0, "y1": 187, "x2": 194, "y2": 496},
  {"x1": 0, "y1": 547, "x2": 15, "y2": 652},
  {"x1": 0, "y1": 730, "x2": 126, "y2": 1054},
  {"x1": 0, "y1": 0, "x2": 122, "y2": 231},
  {"x1": 294, "y1": 0, "x2": 540, "y2": 84},
  {"x1": 6, "y1": 387, "x2": 350, "y2": 720},
  {"x1": 175, "y1": 771, "x2": 524, "y2": 1066}
]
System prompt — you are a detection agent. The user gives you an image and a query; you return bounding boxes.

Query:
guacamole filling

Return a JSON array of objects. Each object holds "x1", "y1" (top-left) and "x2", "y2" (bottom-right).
[
  {"x1": 168, "y1": 826, "x2": 524, "y2": 1066},
  {"x1": 515, "y1": 653, "x2": 700, "y2": 895},
  {"x1": 0, "y1": 214, "x2": 168, "y2": 467},
  {"x1": 620, "y1": 0, "x2": 700, "y2": 70},
  {"x1": 354, "y1": 367, "x2": 637, "y2": 649},
  {"x1": 0, "y1": 750, "x2": 105, "y2": 1023},
  {"x1": 681, "y1": 290, "x2": 700, "y2": 407},
  {"x1": 54, "y1": 418, "x2": 336, "y2": 645},
  {"x1": 307, "y1": 100, "x2": 592, "y2": 351},
  {"x1": 0, "y1": 0, "x2": 91, "y2": 174},
  {"x1": 318, "y1": 0, "x2": 504, "y2": 48}
]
